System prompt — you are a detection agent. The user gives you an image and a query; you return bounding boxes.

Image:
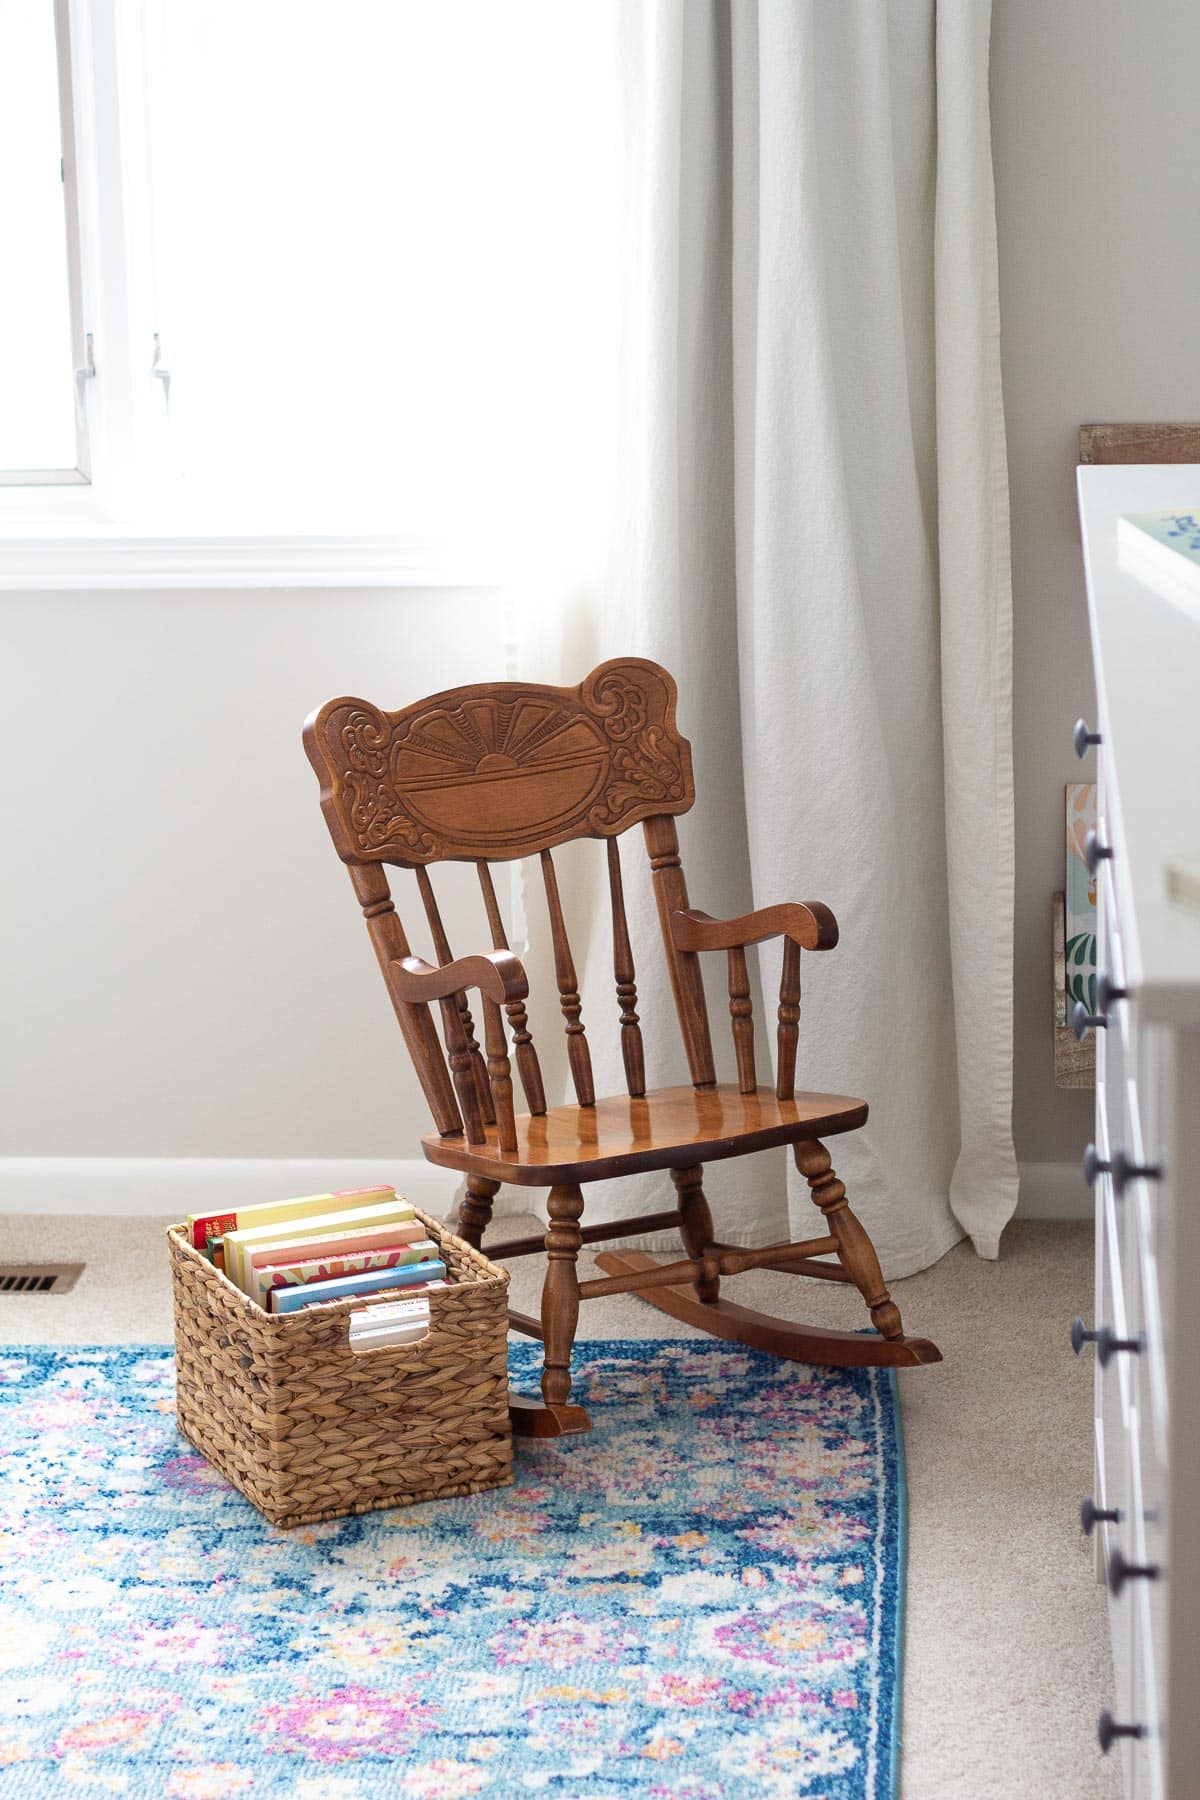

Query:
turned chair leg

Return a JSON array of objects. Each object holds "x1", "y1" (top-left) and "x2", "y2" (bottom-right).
[
  {"x1": 793, "y1": 1139, "x2": 904, "y2": 1342},
  {"x1": 672, "y1": 1164, "x2": 719, "y2": 1303},
  {"x1": 456, "y1": 1173, "x2": 500, "y2": 1251},
  {"x1": 541, "y1": 1183, "x2": 585, "y2": 1408}
]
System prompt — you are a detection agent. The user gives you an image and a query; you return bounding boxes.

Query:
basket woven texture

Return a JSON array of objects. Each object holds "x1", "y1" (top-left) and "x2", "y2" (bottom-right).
[{"x1": 168, "y1": 1206, "x2": 513, "y2": 1528}]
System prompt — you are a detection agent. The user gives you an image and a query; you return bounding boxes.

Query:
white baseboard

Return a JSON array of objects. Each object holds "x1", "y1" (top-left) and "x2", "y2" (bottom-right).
[
  {"x1": 0, "y1": 1157, "x2": 533, "y2": 1222},
  {"x1": 1017, "y1": 1160, "x2": 1091, "y2": 1220},
  {"x1": 0, "y1": 1155, "x2": 1091, "y2": 1228}
]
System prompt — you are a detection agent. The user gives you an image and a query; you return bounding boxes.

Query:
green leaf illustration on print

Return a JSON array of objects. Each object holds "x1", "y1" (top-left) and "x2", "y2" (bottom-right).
[{"x1": 1066, "y1": 932, "x2": 1097, "y2": 1014}]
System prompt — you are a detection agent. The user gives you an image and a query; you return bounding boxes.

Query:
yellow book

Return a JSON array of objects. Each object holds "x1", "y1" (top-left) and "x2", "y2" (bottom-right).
[
  {"x1": 223, "y1": 1195, "x2": 414, "y2": 1294},
  {"x1": 187, "y1": 1185, "x2": 394, "y2": 1269}
]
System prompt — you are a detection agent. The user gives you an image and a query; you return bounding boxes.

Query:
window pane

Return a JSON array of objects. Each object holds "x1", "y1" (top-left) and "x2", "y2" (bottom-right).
[
  {"x1": 146, "y1": 0, "x2": 616, "y2": 540},
  {"x1": 0, "y1": 0, "x2": 77, "y2": 474}
]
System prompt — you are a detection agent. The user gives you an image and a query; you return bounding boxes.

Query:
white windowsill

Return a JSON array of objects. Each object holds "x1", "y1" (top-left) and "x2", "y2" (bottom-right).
[{"x1": 0, "y1": 528, "x2": 501, "y2": 591}]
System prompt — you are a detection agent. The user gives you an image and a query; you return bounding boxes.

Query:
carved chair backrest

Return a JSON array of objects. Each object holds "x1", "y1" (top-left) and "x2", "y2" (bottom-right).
[{"x1": 305, "y1": 658, "x2": 785, "y2": 1143}]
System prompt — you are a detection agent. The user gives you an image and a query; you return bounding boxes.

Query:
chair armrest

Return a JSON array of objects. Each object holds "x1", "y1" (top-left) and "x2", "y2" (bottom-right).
[
  {"x1": 390, "y1": 949, "x2": 530, "y2": 1005},
  {"x1": 671, "y1": 901, "x2": 838, "y2": 953}
]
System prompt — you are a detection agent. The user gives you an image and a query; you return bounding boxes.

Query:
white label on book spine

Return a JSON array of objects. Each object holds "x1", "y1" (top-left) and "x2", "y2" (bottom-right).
[
  {"x1": 348, "y1": 1320, "x2": 429, "y2": 1352},
  {"x1": 349, "y1": 1295, "x2": 430, "y2": 1327}
]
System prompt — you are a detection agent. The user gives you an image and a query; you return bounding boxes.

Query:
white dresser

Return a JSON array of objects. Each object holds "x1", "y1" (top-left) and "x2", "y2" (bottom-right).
[{"x1": 1076, "y1": 465, "x2": 1200, "y2": 1798}]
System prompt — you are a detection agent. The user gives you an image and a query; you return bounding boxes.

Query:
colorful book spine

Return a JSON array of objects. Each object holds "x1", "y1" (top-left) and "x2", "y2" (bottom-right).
[
  {"x1": 188, "y1": 1185, "x2": 395, "y2": 1258},
  {"x1": 224, "y1": 1200, "x2": 416, "y2": 1294},
  {"x1": 272, "y1": 1258, "x2": 447, "y2": 1313},
  {"x1": 191, "y1": 1190, "x2": 338, "y2": 1252},
  {"x1": 250, "y1": 1240, "x2": 438, "y2": 1311},
  {"x1": 238, "y1": 1219, "x2": 422, "y2": 1296}
]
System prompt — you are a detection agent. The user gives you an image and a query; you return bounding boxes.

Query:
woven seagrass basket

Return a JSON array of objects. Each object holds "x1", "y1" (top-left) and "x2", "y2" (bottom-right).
[{"x1": 167, "y1": 1206, "x2": 512, "y2": 1528}]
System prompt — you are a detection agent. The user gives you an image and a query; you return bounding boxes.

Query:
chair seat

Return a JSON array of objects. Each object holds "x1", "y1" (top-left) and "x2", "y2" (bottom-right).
[{"x1": 420, "y1": 1082, "x2": 868, "y2": 1186}]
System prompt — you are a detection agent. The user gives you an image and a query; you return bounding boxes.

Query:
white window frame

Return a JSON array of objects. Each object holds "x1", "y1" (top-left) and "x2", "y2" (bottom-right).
[
  {"x1": 0, "y1": 0, "x2": 91, "y2": 491},
  {"x1": 0, "y1": 0, "x2": 160, "y2": 522},
  {"x1": 0, "y1": 0, "x2": 494, "y2": 589}
]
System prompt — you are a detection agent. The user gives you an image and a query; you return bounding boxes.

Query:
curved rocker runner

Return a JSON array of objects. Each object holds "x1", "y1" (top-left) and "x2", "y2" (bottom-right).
[{"x1": 305, "y1": 657, "x2": 942, "y2": 1437}]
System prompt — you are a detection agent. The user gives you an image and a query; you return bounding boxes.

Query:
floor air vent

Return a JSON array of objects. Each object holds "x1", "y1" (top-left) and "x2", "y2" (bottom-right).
[{"x1": 0, "y1": 1264, "x2": 85, "y2": 1295}]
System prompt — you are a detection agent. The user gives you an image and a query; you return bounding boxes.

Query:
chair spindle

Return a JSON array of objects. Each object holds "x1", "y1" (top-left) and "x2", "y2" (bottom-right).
[
  {"x1": 606, "y1": 838, "x2": 646, "y2": 1097},
  {"x1": 481, "y1": 996, "x2": 518, "y2": 1154},
  {"x1": 415, "y1": 866, "x2": 495, "y2": 1125},
  {"x1": 643, "y1": 814, "x2": 716, "y2": 1087},
  {"x1": 727, "y1": 944, "x2": 757, "y2": 1093},
  {"x1": 776, "y1": 938, "x2": 801, "y2": 1100},
  {"x1": 540, "y1": 848, "x2": 595, "y2": 1107},
  {"x1": 349, "y1": 863, "x2": 462, "y2": 1137},
  {"x1": 476, "y1": 861, "x2": 547, "y2": 1116},
  {"x1": 438, "y1": 993, "x2": 487, "y2": 1144}
]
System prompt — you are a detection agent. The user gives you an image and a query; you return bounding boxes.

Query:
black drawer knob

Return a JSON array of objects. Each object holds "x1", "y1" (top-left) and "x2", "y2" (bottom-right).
[
  {"x1": 1074, "y1": 720, "x2": 1102, "y2": 759},
  {"x1": 1108, "y1": 1547, "x2": 1159, "y2": 1596},
  {"x1": 1071, "y1": 1316, "x2": 1099, "y2": 1355},
  {"x1": 1112, "y1": 1146, "x2": 1163, "y2": 1194},
  {"x1": 1073, "y1": 1000, "x2": 1108, "y2": 1041},
  {"x1": 1082, "y1": 1144, "x2": 1111, "y2": 1188},
  {"x1": 1098, "y1": 973, "x2": 1129, "y2": 1012},
  {"x1": 1081, "y1": 1496, "x2": 1120, "y2": 1536},
  {"x1": 1084, "y1": 829, "x2": 1114, "y2": 874},
  {"x1": 1096, "y1": 1328, "x2": 1143, "y2": 1369},
  {"x1": 1070, "y1": 1318, "x2": 1141, "y2": 1363},
  {"x1": 1098, "y1": 1709, "x2": 1145, "y2": 1755}
]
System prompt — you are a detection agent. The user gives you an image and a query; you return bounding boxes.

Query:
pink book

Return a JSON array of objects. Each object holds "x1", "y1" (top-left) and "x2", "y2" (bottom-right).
[
  {"x1": 252, "y1": 1240, "x2": 438, "y2": 1309},
  {"x1": 242, "y1": 1219, "x2": 427, "y2": 1288}
]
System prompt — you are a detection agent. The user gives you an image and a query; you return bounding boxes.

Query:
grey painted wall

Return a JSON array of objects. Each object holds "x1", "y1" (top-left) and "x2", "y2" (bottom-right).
[
  {"x1": 990, "y1": 0, "x2": 1200, "y2": 1167},
  {"x1": 0, "y1": 588, "x2": 509, "y2": 1158}
]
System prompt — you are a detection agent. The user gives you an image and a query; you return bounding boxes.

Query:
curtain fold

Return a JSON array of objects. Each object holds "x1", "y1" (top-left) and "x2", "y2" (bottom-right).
[
  {"x1": 513, "y1": 0, "x2": 1017, "y2": 1272},
  {"x1": 931, "y1": 2, "x2": 1018, "y2": 1260}
]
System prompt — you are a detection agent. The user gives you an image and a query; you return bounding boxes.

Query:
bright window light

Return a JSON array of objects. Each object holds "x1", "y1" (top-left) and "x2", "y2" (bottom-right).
[
  {"x1": 0, "y1": 0, "x2": 618, "y2": 568},
  {"x1": 0, "y1": 0, "x2": 78, "y2": 476},
  {"x1": 145, "y1": 0, "x2": 618, "y2": 546}
]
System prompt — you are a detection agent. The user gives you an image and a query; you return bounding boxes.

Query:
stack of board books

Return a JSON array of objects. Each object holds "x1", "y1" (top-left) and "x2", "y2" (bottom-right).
[{"x1": 185, "y1": 1186, "x2": 446, "y2": 1343}]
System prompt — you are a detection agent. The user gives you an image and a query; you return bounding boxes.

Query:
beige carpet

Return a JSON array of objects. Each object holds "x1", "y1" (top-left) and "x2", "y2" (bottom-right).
[{"x1": 0, "y1": 1213, "x2": 1117, "y2": 1800}]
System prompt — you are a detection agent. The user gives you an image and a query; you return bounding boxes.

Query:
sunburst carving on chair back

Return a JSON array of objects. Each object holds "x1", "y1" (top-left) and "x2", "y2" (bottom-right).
[{"x1": 304, "y1": 658, "x2": 695, "y2": 864}]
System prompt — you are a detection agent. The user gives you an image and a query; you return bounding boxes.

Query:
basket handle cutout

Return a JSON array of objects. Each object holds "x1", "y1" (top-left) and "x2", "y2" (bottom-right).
[{"x1": 347, "y1": 1318, "x2": 432, "y2": 1356}]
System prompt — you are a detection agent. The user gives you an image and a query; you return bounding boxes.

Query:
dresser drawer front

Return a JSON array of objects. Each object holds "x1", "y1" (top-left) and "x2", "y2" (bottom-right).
[
  {"x1": 1126, "y1": 1406, "x2": 1165, "y2": 1800},
  {"x1": 1125, "y1": 1246, "x2": 1170, "y2": 1800},
  {"x1": 1098, "y1": 872, "x2": 1131, "y2": 1110},
  {"x1": 1132, "y1": 1025, "x2": 1174, "y2": 1427},
  {"x1": 1104, "y1": 1422, "x2": 1142, "y2": 1794},
  {"x1": 1130, "y1": 1179, "x2": 1169, "y2": 1464},
  {"x1": 1096, "y1": 1163, "x2": 1132, "y2": 1598},
  {"x1": 1099, "y1": 1137, "x2": 1136, "y2": 1427}
]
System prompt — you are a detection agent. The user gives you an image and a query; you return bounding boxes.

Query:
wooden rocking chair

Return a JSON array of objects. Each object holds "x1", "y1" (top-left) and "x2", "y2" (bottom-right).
[{"x1": 304, "y1": 658, "x2": 941, "y2": 1436}]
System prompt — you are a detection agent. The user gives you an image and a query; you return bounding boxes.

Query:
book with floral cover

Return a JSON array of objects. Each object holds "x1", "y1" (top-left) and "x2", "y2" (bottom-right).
[
  {"x1": 250, "y1": 1238, "x2": 439, "y2": 1311},
  {"x1": 223, "y1": 1198, "x2": 417, "y2": 1294},
  {"x1": 239, "y1": 1220, "x2": 428, "y2": 1301},
  {"x1": 271, "y1": 1257, "x2": 447, "y2": 1313}
]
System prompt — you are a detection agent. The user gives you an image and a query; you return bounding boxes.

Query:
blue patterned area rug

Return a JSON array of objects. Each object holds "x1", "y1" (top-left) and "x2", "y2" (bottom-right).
[{"x1": 0, "y1": 1342, "x2": 905, "y2": 1798}]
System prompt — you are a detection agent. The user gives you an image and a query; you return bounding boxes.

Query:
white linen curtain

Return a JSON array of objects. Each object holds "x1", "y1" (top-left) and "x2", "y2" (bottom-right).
[{"x1": 510, "y1": 0, "x2": 1016, "y2": 1272}]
